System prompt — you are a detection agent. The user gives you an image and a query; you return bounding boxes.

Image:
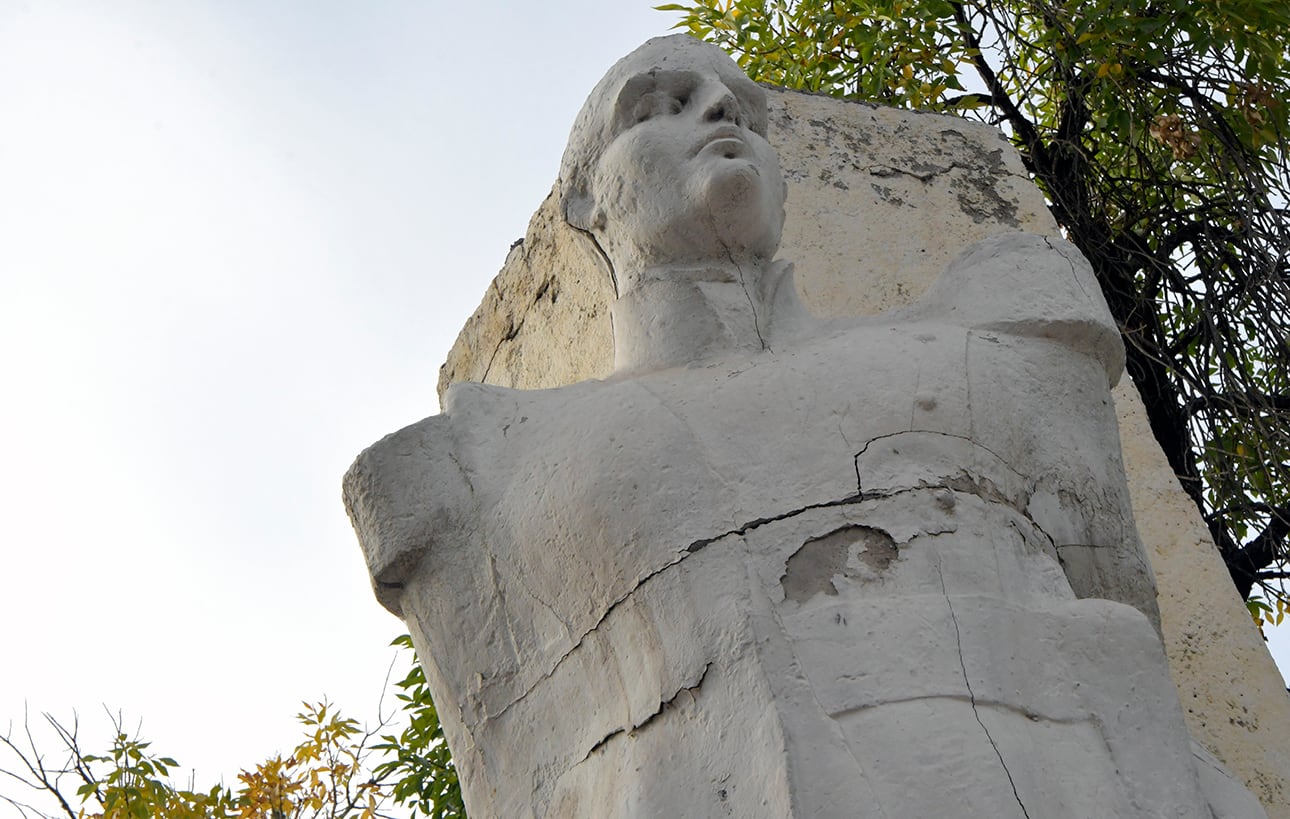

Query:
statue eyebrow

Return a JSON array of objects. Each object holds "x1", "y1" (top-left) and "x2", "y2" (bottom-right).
[
  {"x1": 651, "y1": 69, "x2": 760, "y2": 126},
  {"x1": 609, "y1": 72, "x2": 659, "y2": 133},
  {"x1": 611, "y1": 68, "x2": 755, "y2": 134}
]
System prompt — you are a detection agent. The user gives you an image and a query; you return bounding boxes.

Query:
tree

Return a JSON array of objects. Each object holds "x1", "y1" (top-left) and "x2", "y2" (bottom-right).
[
  {"x1": 658, "y1": 0, "x2": 1290, "y2": 618},
  {"x1": 0, "y1": 638, "x2": 465, "y2": 819},
  {"x1": 371, "y1": 636, "x2": 464, "y2": 819}
]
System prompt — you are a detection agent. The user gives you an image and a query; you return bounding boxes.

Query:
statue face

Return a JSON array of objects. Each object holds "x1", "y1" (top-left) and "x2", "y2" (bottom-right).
[{"x1": 562, "y1": 37, "x2": 787, "y2": 286}]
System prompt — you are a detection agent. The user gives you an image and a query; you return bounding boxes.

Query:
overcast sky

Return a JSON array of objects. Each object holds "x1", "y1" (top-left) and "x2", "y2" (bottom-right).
[
  {"x1": 1, "y1": 2, "x2": 1285, "y2": 813},
  {"x1": 0, "y1": 1, "x2": 676, "y2": 804}
]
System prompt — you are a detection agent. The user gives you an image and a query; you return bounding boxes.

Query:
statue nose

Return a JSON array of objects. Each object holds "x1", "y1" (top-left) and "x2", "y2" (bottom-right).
[{"x1": 703, "y1": 87, "x2": 741, "y2": 124}]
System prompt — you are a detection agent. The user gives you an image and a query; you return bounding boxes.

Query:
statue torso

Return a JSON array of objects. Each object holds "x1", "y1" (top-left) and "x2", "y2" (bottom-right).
[{"x1": 353, "y1": 234, "x2": 1231, "y2": 818}]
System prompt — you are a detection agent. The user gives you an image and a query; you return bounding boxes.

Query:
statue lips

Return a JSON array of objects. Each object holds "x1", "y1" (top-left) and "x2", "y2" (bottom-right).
[{"x1": 694, "y1": 125, "x2": 748, "y2": 160}]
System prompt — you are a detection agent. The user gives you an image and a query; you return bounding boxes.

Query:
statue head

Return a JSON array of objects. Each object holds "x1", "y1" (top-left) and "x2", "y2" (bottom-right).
[{"x1": 559, "y1": 35, "x2": 787, "y2": 291}]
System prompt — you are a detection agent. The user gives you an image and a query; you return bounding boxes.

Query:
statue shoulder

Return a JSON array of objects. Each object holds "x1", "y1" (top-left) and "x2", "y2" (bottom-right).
[
  {"x1": 343, "y1": 412, "x2": 477, "y2": 617},
  {"x1": 343, "y1": 380, "x2": 595, "y2": 617},
  {"x1": 918, "y1": 232, "x2": 1126, "y2": 385}
]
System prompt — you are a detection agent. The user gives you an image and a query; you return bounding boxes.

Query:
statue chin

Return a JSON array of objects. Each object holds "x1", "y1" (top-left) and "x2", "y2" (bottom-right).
[
  {"x1": 696, "y1": 159, "x2": 784, "y2": 259},
  {"x1": 616, "y1": 166, "x2": 783, "y2": 271}
]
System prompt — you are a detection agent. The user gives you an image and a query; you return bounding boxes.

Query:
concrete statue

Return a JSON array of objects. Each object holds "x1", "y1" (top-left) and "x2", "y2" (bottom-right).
[{"x1": 345, "y1": 35, "x2": 1267, "y2": 818}]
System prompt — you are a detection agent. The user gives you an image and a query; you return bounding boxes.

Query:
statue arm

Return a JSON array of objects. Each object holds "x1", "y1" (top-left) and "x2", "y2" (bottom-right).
[{"x1": 342, "y1": 414, "x2": 475, "y2": 618}]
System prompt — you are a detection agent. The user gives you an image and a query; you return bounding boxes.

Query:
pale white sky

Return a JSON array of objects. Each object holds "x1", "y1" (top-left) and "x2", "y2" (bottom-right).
[
  {"x1": 0, "y1": 1, "x2": 1285, "y2": 814},
  {"x1": 0, "y1": 0, "x2": 675, "y2": 807}
]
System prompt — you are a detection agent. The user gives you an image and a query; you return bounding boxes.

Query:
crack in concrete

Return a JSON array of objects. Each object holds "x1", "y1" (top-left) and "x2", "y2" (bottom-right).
[
  {"x1": 479, "y1": 418, "x2": 1093, "y2": 790},
  {"x1": 942, "y1": 473, "x2": 1024, "y2": 513},
  {"x1": 475, "y1": 269, "x2": 561, "y2": 385},
  {"x1": 937, "y1": 560, "x2": 1032, "y2": 819},
  {"x1": 487, "y1": 487, "x2": 903, "y2": 724},
  {"x1": 482, "y1": 217, "x2": 614, "y2": 385},
  {"x1": 475, "y1": 427, "x2": 1078, "y2": 719},
  {"x1": 964, "y1": 329, "x2": 976, "y2": 444},
  {"x1": 578, "y1": 661, "x2": 713, "y2": 765},
  {"x1": 686, "y1": 492, "x2": 866, "y2": 553},
  {"x1": 687, "y1": 426, "x2": 1045, "y2": 558},
  {"x1": 484, "y1": 554, "x2": 520, "y2": 654},
  {"x1": 568, "y1": 219, "x2": 619, "y2": 298},
  {"x1": 851, "y1": 428, "x2": 1032, "y2": 498},
  {"x1": 1041, "y1": 235, "x2": 1091, "y2": 302},
  {"x1": 503, "y1": 565, "x2": 574, "y2": 641},
  {"x1": 479, "y1": 311, "x2": 523, "y2": 386},
  {"x1": 827, "y1": 695, "x2": 1090, "y2": 726},
  {"x1": 493, "y1": 474, "x2": 1001, "y2": 726},
  {"x1": 718, "y1": 238, "x2": 769, "y2": 352},
  {"x1": 483, "y1": 552, "x2": 689, "y2": 725}
]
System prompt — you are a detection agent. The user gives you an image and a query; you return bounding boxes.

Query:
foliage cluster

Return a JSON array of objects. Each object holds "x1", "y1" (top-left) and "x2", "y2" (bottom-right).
[
  {"x1": 0, "y1": 638, "x2": 465, "y2": 819},
  {"x1": 371, "y1": 636, "x2": 463, "y2": 819},
  {"x1": 659, "y1": 0, "x2": 1290, "y2": 615}
]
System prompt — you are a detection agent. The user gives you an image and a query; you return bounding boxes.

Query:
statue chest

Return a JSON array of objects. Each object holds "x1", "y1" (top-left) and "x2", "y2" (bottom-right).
[
  {"x1": 409, "y1": 318, "x2": 1171, "y2": 819},
  {"x1": 450, "y1": 318, "x2": 1113, "y2": 551}
]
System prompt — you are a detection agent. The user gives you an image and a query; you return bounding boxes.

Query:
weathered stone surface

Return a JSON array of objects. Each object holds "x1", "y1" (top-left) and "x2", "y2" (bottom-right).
[
  {"x1": 431, "y1": 65, "x2": 1290, "y2": 819},
  {"x1": 352, "y1": 34, "x2": 1284, "y2": 819},
  {"x1": 437, "y1": 193, "x2": 613, "y2": 395},
  {"x1": 771, "y1": 90, "x2": 1058, "y2": 317},
  {"x1": 1117, "y1": 379, "x2": 1290, "y2": 812}
]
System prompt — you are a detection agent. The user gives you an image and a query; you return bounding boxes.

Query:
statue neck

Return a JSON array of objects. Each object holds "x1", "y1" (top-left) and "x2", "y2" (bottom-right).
[{"x1": 609, "y1": 259, "x2": 811, "y2": 374}]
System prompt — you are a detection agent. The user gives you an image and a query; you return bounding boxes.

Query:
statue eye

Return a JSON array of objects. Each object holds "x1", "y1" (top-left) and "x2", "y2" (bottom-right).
[
  {"x1": 632, "y1": 94, "x2": 659, "y2": 124},
  {"x1": 632, "y1": 92, "x2": 686, "y2": 124}
]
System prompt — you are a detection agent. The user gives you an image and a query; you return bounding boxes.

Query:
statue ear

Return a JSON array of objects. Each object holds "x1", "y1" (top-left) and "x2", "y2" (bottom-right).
[{"x1": 562, "y1": 182, "x2": 605, "y2": 233}]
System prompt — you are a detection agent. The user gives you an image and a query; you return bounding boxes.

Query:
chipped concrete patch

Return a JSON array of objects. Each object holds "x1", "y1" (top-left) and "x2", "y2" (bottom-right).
[{"x1": 782, "y1": 525, "x2": 899, "y2": 602}]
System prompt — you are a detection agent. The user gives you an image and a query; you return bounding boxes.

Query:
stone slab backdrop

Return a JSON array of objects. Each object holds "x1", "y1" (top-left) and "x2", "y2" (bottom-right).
[{"x1": 438, "y1": 86, "x2": 1290, "y2": 815}]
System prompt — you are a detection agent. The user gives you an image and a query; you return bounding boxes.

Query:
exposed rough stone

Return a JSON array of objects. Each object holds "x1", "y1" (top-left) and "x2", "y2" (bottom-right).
[
  {"x1": 771, "y1": 92, "x2": 1057, "y2": 318},
  {"x1": 781, "y1": 525, "x2": 899, "y2": 602},
  {"x1": 436, "y1": 191, "x2": 614, "y2": 395},
  {"x1": 1117, "y1": 379, "x2": 1290, "y2": 813}
]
